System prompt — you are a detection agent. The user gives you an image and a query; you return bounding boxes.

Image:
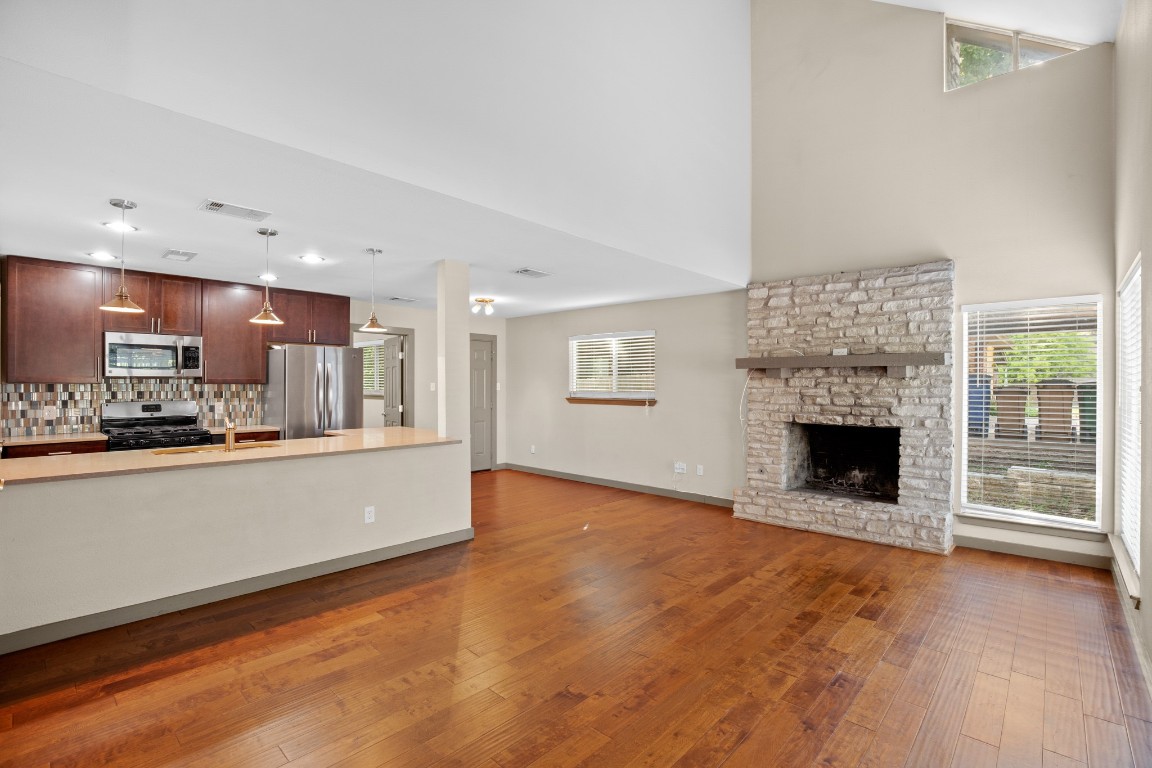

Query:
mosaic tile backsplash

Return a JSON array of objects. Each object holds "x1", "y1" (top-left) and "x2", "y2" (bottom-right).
[{"x1": 1, "y1": 380, "x2": 265, "y2": 437}]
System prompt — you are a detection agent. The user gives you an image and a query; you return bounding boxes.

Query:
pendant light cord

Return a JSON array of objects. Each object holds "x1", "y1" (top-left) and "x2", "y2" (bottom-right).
[
  {"x1": 264, "y1": 231, "x2": 271, "y2": 302},
  {"x1": 119, "y1": 206, "x2": 127, "y2": 287}
]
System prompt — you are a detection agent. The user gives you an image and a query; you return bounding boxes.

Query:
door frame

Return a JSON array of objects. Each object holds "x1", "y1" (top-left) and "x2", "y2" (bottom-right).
[
  {"x1": 470, "y1": 333, "x2": 497, "y2": 471},
  {"x1": 352, "y1": 324, "x2": 415, "y2": 428}
]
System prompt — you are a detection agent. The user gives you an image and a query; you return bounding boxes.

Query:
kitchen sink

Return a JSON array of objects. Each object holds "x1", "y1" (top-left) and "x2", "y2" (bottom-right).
[{"x1": 152, "y1": 442, "x2": 281, "y2": 455}]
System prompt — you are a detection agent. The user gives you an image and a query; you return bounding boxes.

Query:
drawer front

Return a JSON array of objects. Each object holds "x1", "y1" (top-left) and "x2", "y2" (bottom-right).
[{"x1": 4, "y1": 440, "x2": 108, "y2": 459}]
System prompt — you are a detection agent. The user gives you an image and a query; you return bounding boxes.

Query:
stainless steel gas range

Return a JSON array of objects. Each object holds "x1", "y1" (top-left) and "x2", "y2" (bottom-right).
[{"x1": 100, "y1": 400, "x2": 213, "y2": 452}]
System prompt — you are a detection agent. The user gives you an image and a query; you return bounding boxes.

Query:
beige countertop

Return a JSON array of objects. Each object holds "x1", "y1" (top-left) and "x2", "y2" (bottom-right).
[
  {"x1": 0, "y1": 427, "x2": 460, "y2": 486},
  {"x1": 3, "y1": 425, "x2": 280, "y2": 447}
]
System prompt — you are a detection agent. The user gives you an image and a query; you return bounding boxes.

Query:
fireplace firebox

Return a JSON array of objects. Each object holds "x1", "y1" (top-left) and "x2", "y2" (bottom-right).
[{"x1": 785, "y1": 423, "x2": 900, "y2": 504}]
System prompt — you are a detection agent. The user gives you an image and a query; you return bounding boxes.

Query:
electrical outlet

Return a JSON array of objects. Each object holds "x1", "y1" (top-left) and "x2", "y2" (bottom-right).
[
  {"x1": 530, "y1": 445, "x2": 536, "y2": 454},
  {"x1": 43, "y1": 405, "x2": 58, "y2": 420},
  {"x1": 364, "y1": 506, "x2": 376, "y2": 524},
  {"x1": 697, "y1": 464, "x2": 704, "y2": 476},
  {"x1": 674, "y1": 461, "x2": 687, "y2": 474}
]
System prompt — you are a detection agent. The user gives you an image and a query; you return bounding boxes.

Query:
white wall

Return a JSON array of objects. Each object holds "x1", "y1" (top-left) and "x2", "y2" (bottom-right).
[
  {"x1": 1114, "y1": 0, "x2": 1152, "y2": 663},
  {"x1": 504, "y1": 291, "x2": 747, "y2": 501},
  {"x1": 752, "y1": 0, "x2": 1117, "y2": 541}
]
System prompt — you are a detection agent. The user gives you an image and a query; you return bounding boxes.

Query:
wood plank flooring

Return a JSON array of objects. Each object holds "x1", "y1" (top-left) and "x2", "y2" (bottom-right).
[{"x1": 1, "y1": 469, "x2": 1151, "y2": 767}]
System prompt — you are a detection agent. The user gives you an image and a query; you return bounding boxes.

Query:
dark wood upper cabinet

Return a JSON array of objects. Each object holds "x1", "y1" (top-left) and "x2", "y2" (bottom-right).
[
  {"x1": 102, "y1": 269, "x2": 202, "y2": 336},
  {"x1": 266, "y1": 288, "x2": 349, "y2": 346},
  {"x1": 201, "y1": 280, "x2": 267, "y2": 384},
  {"x1": 3, "y1": 256, "x2": 103, "y2": 383}
]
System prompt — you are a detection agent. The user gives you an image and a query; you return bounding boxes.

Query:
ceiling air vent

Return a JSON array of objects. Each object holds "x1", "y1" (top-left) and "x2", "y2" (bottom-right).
[
  {"x1": 198, "y1": 199, "x2": 272, "y2": 222},
  {"x1": 162, "y1": 249, "x2": 197, "y2": 262},
  {"x1": 513, "y1": 267, "x2": 551, "y2": 278},
  {"x1": 387, "y1": 296, "x2": 417, "y2": 303}
]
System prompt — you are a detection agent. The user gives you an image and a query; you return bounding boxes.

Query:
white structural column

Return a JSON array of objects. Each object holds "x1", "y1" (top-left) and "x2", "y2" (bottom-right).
[{"x1": 436, "y1": 260, "x2": 471, "y2": 440}]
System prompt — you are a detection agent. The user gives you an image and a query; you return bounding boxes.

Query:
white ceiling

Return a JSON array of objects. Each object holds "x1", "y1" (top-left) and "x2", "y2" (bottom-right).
[
  {"x1": 0, "y1": 1, "x2": 751, "y2": 318},
  {"x1": 873, "y1": 0, "x2": 1125, "y2": 44}
]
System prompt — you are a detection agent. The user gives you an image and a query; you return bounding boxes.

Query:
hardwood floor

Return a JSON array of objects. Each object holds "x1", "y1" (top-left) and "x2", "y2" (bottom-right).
[{"x1": 1, "y1": 469, "x2": 1151, "y2": 767}]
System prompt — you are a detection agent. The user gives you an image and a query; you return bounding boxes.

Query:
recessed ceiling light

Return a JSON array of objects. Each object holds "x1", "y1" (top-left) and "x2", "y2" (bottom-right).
[
  {"x1": 259, "y1": 272, "x2": 278, "y2": 282},
  {"x1": 299, "y1": 254, "x2": 326, "y2": 264},
  {"x1": 87, "y1": 251, "x2": 117, "y2": 261},
  {"x1": 102, "y1": 220, "x2": 138, "y2": 233}
]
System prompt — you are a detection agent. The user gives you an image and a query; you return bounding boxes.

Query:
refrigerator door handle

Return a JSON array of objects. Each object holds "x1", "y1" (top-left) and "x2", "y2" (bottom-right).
[
  {"x1": 315, "y1": 360, "x2": 325, "y2": 431},
  {"x1": 326, "y1": 362, "x2": 335, "y2": 430}
]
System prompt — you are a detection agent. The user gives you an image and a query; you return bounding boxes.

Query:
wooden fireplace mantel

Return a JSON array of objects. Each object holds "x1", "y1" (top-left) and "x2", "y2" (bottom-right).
[{"x1": 735, "y1": 352, "x2": 950, "y2": 379}]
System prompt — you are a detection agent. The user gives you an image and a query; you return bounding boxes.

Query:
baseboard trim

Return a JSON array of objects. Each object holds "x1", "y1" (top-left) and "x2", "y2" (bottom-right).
[
  {"x1": 953, "y1": 533, "x2": 1111, "y2": 570},
  {"x1": 0, "y1": 527, "x2": 475, "y2": 655},
  {"x1": 501, "y1": 464, "x2": 733, "y2": 508}
]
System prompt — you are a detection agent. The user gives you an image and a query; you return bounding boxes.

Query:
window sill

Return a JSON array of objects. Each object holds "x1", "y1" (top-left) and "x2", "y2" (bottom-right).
[
  {"x1": 956, "y1": 508, "x2": 1104, "y2": 541},
  {"x1": 565, "y1": 397, "x2": 657, "y2": 407}
]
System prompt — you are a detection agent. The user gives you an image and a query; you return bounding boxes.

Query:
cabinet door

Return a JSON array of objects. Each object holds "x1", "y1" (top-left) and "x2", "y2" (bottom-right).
[
  {"x1": 265, "y1": 289, "x2": 312, "y2": 343},
  {"x1": 310, "y1": 293, "x2": 351, "y2": 345},
  {"x1": 157, "y1": 275, "x2": 202, "y2": 336},
  {"x1": 4, "y1": 257, "x2": 103, "y2": 383},
  {"x1": 101, "y1": 269, "x2": 155, "y2": 333},
  {"x1": 201, "y1": 280, "x2": 267, "y2": 384}
]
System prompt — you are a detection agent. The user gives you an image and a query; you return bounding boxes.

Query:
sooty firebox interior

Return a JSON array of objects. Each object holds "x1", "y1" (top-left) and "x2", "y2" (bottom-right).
[{"x1": 786, "y1": 423, "x2": 900, "y2": 504}]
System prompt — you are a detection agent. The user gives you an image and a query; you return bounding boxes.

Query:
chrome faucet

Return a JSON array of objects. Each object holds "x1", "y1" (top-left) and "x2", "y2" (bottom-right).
[{"x1": 224, "y1": 417, "x2": 236, "y2": 452}]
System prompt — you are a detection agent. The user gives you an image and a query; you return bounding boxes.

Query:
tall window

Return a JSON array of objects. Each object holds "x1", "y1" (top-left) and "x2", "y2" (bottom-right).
[
  {"x1": 963, "y1": 297, "x2": 1101, "y2": 527},
  {"x1": 946, "y1": 21, "x2": 1085, "y2": 91},
  {"x1": 1118, "y1": 261, "x2": 1142, "y2": 572},
  {"x1": 569, "y1": 331, "x2": 655, "y2": 401}
]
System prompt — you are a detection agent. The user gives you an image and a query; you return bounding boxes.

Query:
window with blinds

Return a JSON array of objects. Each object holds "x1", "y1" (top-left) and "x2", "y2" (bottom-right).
[
  {"x1": 1118, "y1": 262, "x2": 1142, "y2": 572},
  {"x1": 360, "y1": 342, "x2": 387, "y2": 395},
  {"x1": 569, "y1": 331, "x2": 655, "y2": 400},
  {"x1": 962, "y1": 296, "x2": 1101, "y2": 526}
]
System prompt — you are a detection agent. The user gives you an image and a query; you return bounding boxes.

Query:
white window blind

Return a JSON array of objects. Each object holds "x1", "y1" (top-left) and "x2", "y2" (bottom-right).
[
  {"x1": 963, "y1": 297, "x2": 1100, "y2": 526},
  {"x1": 1118, "y1": 262, "x2": 1142, "y2": 572},
  {"x1": 569, "y1": 331, "x2": 655, "y2": 399},
  {"x1": 358, "y1": 342, "x2": 387, "y2": 395}
]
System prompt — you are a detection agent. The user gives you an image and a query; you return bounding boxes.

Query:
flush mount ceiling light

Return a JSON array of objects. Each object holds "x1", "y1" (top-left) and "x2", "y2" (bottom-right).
[
  {"x1": 87, "y1": 251, "x2": 116, "y2": 261},
  {"x1": 250, "y1": 228, "x2": 284, "y2": 325},
  {"x1": 471, "y1": 297, "x2": 495, "y2": 315},
  {"x1": 299, "y1": 254, "x2": 326, "y2": 265},
  {"x1": 258, "y1": 272, "x2": 278, "y2": 282},
  {"x1": 359, "y1": 248, "x2": 387, "y2": 333},
  {"x1": 99, "y1": 199, "x2": 145, "y2": 314}
]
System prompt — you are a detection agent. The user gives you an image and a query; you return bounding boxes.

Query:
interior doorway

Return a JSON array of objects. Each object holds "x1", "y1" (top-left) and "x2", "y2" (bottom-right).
[
  {"x1": 355, "y1": 327, "x2": 414, "y2": 428},
  {"x1": 470, "y1": 335, "x2": 496, "y2": 471}
]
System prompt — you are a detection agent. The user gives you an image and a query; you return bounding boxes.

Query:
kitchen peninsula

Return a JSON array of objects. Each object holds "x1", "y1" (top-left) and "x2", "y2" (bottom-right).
[{"x1": 0, "y1": 427, "x2": 471, "y2": 653}]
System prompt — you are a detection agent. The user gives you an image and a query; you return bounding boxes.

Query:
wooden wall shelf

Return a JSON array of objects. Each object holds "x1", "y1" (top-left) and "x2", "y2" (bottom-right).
[{"x1": 735, "y1": 352, "x2": 950, "y2": 379}]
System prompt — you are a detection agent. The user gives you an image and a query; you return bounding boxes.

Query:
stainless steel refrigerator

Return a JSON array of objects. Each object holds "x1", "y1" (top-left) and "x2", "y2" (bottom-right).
[{"x1": 264, "y1": 346, "x2": 364, "y2": 439}]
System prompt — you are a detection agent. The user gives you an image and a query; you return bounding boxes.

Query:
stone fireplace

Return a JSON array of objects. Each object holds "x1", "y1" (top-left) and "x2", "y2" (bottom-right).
[{"x1": 733, "y1": 260, "x2": 954, "y2": 554}]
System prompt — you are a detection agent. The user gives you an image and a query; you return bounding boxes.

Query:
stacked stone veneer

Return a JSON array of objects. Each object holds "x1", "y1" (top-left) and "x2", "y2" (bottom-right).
[{"x1": 733, "y1": 260, "x2": 955, "y2": 554}]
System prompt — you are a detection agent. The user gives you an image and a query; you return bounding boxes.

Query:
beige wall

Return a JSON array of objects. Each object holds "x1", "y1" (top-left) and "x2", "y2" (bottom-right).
[
  {"x1": 752, "y1": 0, "x2": 1115, "y2": 306},
  {"x1": 753, "y1": 0, "x2": 1117, "y2": 548},
  {"x1": 1115, "y1": 0, "x2": 1152, "y2": 665},
  {"x1": 504, "y1": 291, "x2": 747, "y2": 500}
]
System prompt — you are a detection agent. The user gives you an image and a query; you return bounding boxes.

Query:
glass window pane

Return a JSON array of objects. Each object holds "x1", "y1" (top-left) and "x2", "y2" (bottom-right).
[
  {"x1": 1019, "y1": 36, "x2": 1080, "y2": 69},
  {"x1": 947, "y1": 23, "x2": 1013, "y2": 90}
]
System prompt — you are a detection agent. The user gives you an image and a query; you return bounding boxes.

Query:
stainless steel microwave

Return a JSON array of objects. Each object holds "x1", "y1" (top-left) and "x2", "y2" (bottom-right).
[{"x1": 103, "y1": 332, "x2": 204, "y2": 378}]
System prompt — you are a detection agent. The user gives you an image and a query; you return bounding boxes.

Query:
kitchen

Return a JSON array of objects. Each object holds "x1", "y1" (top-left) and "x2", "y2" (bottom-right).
[{"x1": 0, "y1": 242, "x2": 475, "y2": 654}]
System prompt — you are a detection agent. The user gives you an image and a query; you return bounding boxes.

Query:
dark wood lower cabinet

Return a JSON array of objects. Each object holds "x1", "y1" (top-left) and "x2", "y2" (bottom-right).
[
  {"x1": 3, "y1": 439, "x2": 107, "y2": 459},
  {"x1": 201, "y1": 280, "x2": 267, "y2": 384},
  {"x1": 211, "y1": 430, "x2": 279, "y2": 445}
]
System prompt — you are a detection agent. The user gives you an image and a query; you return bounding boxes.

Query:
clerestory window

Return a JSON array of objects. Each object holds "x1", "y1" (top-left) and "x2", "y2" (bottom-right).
[{"x1": 946, "y1": 21, "x2": 1086, "y2": 91}]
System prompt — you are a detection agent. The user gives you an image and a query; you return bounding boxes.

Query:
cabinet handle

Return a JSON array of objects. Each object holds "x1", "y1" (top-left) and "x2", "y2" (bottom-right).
[
  {"x1": 47, "y1": 451, "x2": 71, "y2": 456},
  {"x1": 238, "y1": 438, "x2": 255, "y2": 443}
]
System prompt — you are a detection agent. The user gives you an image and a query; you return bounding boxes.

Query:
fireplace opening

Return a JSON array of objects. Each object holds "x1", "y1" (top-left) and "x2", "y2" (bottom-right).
[{"x1": 785, "y1": 423, "x2": 900, "y2": 504}]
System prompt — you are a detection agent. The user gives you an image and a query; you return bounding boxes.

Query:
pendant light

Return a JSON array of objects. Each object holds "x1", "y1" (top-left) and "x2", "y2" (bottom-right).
[
  {"x1": 99, "y1": 199, "x2": 145, "y2": 314},
  {"x1": 359, "y1": 248, "x2": 387, "y2": 333},
  {"x1": 250, "y1": 228, "x2": 284, "y2": 325}
]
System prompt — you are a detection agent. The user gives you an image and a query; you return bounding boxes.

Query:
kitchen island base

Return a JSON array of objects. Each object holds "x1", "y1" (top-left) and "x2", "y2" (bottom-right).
[{"x1": 0, "y1": 428, "x2": 470, "y2": 654}]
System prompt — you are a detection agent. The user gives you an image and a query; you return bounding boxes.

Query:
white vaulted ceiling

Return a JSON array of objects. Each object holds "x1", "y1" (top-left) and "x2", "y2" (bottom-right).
[{"x1": 0, "y1": 1, "x2": 751, "y2": 316}]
